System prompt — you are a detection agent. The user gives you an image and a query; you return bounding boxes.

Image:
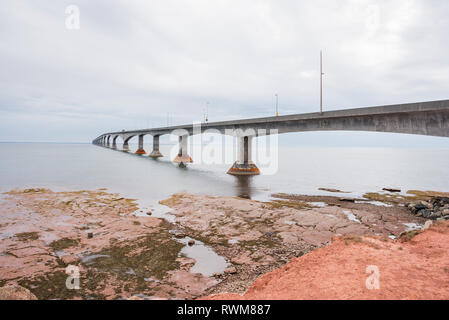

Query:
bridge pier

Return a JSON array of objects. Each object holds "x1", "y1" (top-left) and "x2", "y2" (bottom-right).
[
  {"x1": 149, "y1": 135, "x2": 163, "y2": 158},
  {"x1": 112, "y1": 136, "x2": 117, "y2": 149},
  {"x1": 106, "y1": 136, "x2": 110, "y2": 148},
  {"x1": 227, "y1": 136, "x2": 260, "y2": 176},
  {"x1": 135, "y1": 135, "x2": 146, "y2": 155},
  {"x1": 173, "y1": 135, "x2": 193, "y2": 164},
  {"x1": 122, "y1": 140, "x2": 129, "y2": 152}
]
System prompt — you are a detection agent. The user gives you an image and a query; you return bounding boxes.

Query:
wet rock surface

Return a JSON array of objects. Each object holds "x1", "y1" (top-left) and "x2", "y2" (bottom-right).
[
  {"x1": 0, "y1": 187, "x2": 444, "y2": 300},
  {"x1": 0, "y1": 189, "x2": 214, "y2": 300},
  {"x1": 159, "y1": 191, "x2": 428, "y2": 296}
]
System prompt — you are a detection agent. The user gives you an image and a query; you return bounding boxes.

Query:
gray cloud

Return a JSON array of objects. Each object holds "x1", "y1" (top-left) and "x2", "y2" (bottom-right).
[{"x1": 0, "y1": 0, "x2": 448, "y2": 145}]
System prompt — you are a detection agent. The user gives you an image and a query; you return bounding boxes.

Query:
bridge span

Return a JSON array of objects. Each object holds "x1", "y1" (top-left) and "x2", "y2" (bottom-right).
[{"x1": 93, "y1": 99, "x2": 449, "y2": 175}]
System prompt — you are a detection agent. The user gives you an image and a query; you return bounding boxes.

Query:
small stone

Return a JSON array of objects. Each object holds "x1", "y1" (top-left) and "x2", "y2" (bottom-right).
[
  {"x1": 87, "y1": 232, "x2": 93, "y2": 239},
  {"x1": 420, "y1": 201, "x2": 432, "y2": 209},
  {"x1": 318, "y1": 188, "x2": 344, "y2": 193},
  {"x1": 188, "y1": 239, "x2": 195, "y2": 246},
  {"x1": 430, "y1": 211, "x2": 441, "y2": 219},
  {"x1": 224, "y1": 267, "x2": 237, "y2": 274},
  {"x1": 146, "y1": 211, "x2": 152, "y2": 216},
  {"x1": 431, "y1": 198, "x2": 441, "y2": 208},
  {"x1": 213, "y1": 272, "x2": 222, "y2": 278},
  {"x1": 61, "y1": 255, "x2": 78, "y2": 265},
  {"x1": 421, "y1": 209, "x2": 432, "y2": 219},
  {"x1": 414, "y1": 203, "x2": 428, "y2": 211},
  {"x1": 339, "y1": 198, "x2": 355, "y2": 202},
  {"x1": 423, "y1": 220, "x2": 433, "y2": 230},
  {"x1": 295, "y1": 251, "x2": 304, "y2": 257},
  {"x1": 0, "y1": 283, "x2": 37, "y2": 300},
  {"x1": 174, "y1": 233, "x2": 186, "y2": 239},
  {"x1": 382, "y1": 188, "x2": 401, "y2": 193},
  {"x1": 442, "y1": 209, "x2": 449, "y2": 216}
]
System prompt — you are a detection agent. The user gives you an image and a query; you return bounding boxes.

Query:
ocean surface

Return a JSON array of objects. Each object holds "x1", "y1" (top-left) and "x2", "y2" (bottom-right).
[{"x1": 1, "y1": 142, "x2": 449, "y2": 204}]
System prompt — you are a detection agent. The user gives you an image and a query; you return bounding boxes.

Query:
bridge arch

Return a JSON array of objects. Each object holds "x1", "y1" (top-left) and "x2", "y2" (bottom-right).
[{"x1": 111, "y1": 135, "x2": 120, "y2": 149}]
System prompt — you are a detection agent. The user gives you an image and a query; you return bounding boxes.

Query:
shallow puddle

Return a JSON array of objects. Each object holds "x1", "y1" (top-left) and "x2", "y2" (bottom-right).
[
  {"x1": 176, "y1": 237, "x2": 228, "y2": 277},
  {"x1": 403, "y1": 222, "x2": 422, "y2": 231},
  {"x1": 355, "y1": 200, "x2": 393, "y2": 207},
  {"x1": 54, "y1": 250, "x2": 68, "y2": 258},
  {"x1": 343, "y1": 210, "x2": 361, "y2": 223},
  {"x1": 133, "y1": 201, "x2": 177, "y2": 223},
  {"x1": 81, "y1": 254, "x2": 111, "y2": 264},
  {"x1": 0, "y1": 231, "x2": 14, "y2": 240},
  {"x1": 308, "y1": 202, "x2": 327, "y2": 207}
]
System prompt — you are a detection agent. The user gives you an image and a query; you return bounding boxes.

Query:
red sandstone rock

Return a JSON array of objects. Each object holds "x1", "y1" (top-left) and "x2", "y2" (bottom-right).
[
  {"x1": 0, "y1": 283, "x2": 37, "y2": 300},
  {"x1": 203, "y1": 221, "x2": 449, "y2": 300},
  {"x1": 61, "y1": 255, "x2": 79, "y2": 265}
]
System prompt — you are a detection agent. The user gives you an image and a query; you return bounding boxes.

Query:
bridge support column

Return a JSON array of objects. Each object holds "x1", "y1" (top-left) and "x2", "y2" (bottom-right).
[
  {"x1": 173, "y1": 135, "x2": 193, "y2": 164},
  {"x1": 149, "y1": 135, "x2": 163, "y2": 158},
  {"x1": 227, "y1": 136, "x2": 260, "y2": 176},
  {"x1": 122, "y1": 141, "x2": 129, "y2": 152},
  {"x1": 135, "y1": 135, "x2": 146, "y2": 155},
  {"x1": 112, "y1": 137, "x2": 117, "y2": 149},
  {"x1": 106, "y1": 136, "x2": 110, "y2": 148}
]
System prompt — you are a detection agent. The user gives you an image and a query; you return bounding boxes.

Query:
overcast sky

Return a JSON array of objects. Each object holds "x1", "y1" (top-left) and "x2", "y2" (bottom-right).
[{"x1": 0, "y1": 0, "x2": 448, "y2": 146}]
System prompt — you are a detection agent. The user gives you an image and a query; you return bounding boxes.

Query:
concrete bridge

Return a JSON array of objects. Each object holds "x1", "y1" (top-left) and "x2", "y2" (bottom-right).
[{"x1": 93, "y1": 99, "x2": 449, "y2": 175}]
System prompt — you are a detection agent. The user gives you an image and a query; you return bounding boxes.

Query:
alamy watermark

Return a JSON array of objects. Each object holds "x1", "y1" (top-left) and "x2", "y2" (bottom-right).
[
  {"x1": 365, "y1": 265, "x2": 380, "y2": 290},
  {"x1": 102, "y1": 123, "x2": 280, "y2": 174},
  {"x1": 164, "y1": 124, "x2": 279, "y2": 175},
  {"x1": 65, "y1": 265, "x2": 80, "y2": 290}
]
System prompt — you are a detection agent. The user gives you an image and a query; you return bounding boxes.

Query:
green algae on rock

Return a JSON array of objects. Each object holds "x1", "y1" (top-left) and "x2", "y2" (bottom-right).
[{"x1": 15, "y1": 232, "x2": 40, "y2": 241}]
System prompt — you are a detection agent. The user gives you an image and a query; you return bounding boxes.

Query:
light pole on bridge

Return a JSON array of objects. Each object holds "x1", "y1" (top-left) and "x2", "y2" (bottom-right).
[
  {"x1": 275, "y1": 93, "x2": 279, "y2": 117},
  {"x1": 320, "y1": 50, "x2": 324, "y2": 114}
]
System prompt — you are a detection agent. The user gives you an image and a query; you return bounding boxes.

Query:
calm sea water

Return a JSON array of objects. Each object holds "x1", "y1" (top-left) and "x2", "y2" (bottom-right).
[{"x1": 1, "y1": 142, "x2": 449, "y2": 204}]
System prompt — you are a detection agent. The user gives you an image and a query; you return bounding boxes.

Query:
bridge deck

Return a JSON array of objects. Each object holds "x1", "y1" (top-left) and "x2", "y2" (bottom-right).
[{"x1": 96, "y1": 99, "x2": 449, "y2": 138}]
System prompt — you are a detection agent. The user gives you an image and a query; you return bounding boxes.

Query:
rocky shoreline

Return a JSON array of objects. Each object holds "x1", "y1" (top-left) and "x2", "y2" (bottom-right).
[
  {"x1": 0, "y1": 187, "x2": 447, "y2": 299},
  {"x1": 406, "y1": 197, "x2": 449, "y2": 219}
]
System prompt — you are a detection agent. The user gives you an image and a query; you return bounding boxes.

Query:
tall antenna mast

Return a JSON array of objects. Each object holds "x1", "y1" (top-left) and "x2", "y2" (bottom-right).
[{"x1": 320, "y1": 50, "x2": 324, "y2": 114}]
